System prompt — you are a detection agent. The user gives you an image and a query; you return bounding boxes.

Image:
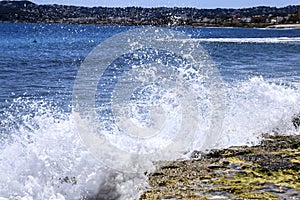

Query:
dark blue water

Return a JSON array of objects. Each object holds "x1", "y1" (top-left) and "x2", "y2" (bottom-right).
[
  {"x1": 0, "y1": 24, "x2": 128, "y2": 109},
  {"x1": 1, "y1": 23, "x2": 299, "y2": 110}
]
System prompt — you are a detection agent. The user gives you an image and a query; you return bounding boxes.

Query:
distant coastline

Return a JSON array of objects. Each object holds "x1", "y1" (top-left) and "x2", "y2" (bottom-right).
[
  {"x1": 267, "y1": 24, "x2": 300, "y2": 29},
  {"x1": 1, "y1": 1, "x2": 300, "y2": 28}
]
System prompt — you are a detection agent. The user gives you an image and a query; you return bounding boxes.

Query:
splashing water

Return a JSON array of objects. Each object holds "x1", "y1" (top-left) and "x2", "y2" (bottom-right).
[
  {"x1": 0, "y1": 99, "x2": 147, "y2": 199},
  {"x1": 0, "y1": 25, "x2": 300, "y2": 199},
  {"x1": 0, "y1": 76, "x2": 299, "y2": 199},
  {"x1": 213, "y1": 77, "x2": 300, "y2": 149}
]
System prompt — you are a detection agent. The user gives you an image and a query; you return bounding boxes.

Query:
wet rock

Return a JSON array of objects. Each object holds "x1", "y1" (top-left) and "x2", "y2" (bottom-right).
[
  {"x1": 243, "y1": 154, "x2": 300, "y2": 171},
  {"x1": 190, "y1": 150, "x2": 202, "y2": 159},
  {"x1": 160, "y1": 165, "x2": 180, "y2": 170},
  {"x1": 161, "y1": 196, "x2": 177, "y2": 199},
  {"x1": 208, "y1": 164, "x2": 224, "y2": 169},
  {"x1": 141, "y1": 134, "x2": 300, "y2": 199},
  {"x1": 292, "y1": 115, "x2": 300, "y2": 128},
  {"x1": 150, "y1": 172, "x2": 164, "y2": 176}
]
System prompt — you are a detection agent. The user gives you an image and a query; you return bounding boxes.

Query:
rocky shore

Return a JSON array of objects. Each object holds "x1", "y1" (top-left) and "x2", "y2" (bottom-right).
[{"x1": 141, "y1": 133, "x2": 300, "y2": 199}]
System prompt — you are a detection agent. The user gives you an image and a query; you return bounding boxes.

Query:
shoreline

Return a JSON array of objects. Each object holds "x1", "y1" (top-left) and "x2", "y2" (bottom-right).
[
  {"x1": 1, "y1": 1, "x2": 299, "y2": 30},
  {"x1": 1, "y1": 21, "x2": 300, "y2": 29},
  {"x1": 141, "y1": 133, "x2": 300, "y2": 199},
  {"x1": 267, "y1": 24, "x2": 300, "y2": 29}
]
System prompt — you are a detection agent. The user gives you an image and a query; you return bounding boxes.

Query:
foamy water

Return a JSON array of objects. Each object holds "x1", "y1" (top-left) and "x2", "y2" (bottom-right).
[
  {"x1": 0, "y1": 99, "x2": 148, "y2": 199},
  {"x1": 159, "y1": 37, "x2": 300, "y2": 43},
  {"x1": 0, "y1": 76, "x2": 299, "y2": 199}
]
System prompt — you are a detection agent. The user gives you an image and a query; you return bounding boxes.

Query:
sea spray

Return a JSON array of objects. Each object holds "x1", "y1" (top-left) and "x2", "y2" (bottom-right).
[
  {"x1": 211, "y1": 76, "x2": 300, "y2": 149},
  {"x1": 0, "y1": 99, "x2": 146, "y2": 199},
  {"x1": 0, "y1": 75, "x2": 299, "y2": 199}
]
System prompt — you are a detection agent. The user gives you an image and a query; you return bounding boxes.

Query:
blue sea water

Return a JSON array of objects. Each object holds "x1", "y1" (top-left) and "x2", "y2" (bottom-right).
[
  {"x1": 1, "y1": 24, "x2": 299, "y2": 107},
  {"x1": 0, "y1": 23, "x2": 300, "y2": 199}
]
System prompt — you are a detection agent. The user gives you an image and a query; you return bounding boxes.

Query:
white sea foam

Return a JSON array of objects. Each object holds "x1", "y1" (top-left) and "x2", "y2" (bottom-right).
[
  {"x1": 0, "y1": 100, "x2": 146, "y2": 200},
  {"x1": 0, "y1": 77, "x2": 299, "y2": 199},
  {"x1": 158, "y1": 37, "x2": 300, "y2": 43},
  {"x1": 213, "y1": 77, "x2": 300, "y2": 149}
]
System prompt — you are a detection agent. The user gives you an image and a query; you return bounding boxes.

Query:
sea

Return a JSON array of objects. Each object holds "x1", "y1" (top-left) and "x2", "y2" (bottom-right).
[{"x1": 0, "y1": 23, "x2": 300, "y2": 199}]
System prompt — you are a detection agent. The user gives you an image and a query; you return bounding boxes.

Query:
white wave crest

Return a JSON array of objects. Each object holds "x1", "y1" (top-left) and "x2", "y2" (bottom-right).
[
  {"x1": 0, "y1": 76, "x2": 300, "y2": 199},
  {"x1": 158, "y1": 37, "x2": 300, "y2": 43}
]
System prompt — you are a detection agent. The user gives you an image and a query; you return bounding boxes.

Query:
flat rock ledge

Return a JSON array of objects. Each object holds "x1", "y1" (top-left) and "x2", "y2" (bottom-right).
[{"x1": 140, "y1": 134, "x2": 300, "y2": 200}]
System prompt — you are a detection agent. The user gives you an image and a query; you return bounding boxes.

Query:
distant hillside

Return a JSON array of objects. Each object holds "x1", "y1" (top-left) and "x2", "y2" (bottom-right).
[{"x1": 0, "y1": 1, "x2": 299, "y2": 27}]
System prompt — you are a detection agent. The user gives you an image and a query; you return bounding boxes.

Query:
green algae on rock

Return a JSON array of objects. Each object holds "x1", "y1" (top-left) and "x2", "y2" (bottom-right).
[{"x1": 140, "y1": 134, "x2": 300, "y2": 200}]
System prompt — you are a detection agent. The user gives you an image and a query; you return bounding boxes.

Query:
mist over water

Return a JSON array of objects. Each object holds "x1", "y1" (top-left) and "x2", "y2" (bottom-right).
[{"x1": 0, "y1": 23, "x2": 300, "y2": 199}]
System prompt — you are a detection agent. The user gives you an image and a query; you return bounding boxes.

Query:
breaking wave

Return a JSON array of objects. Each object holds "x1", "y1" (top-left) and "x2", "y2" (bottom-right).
[
  {"x1": 0, "y1": 76, "x2": 299, "y2": 199},
  {"x1": 159, "y1": 37, "x2": 300, "y2": 43}
]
